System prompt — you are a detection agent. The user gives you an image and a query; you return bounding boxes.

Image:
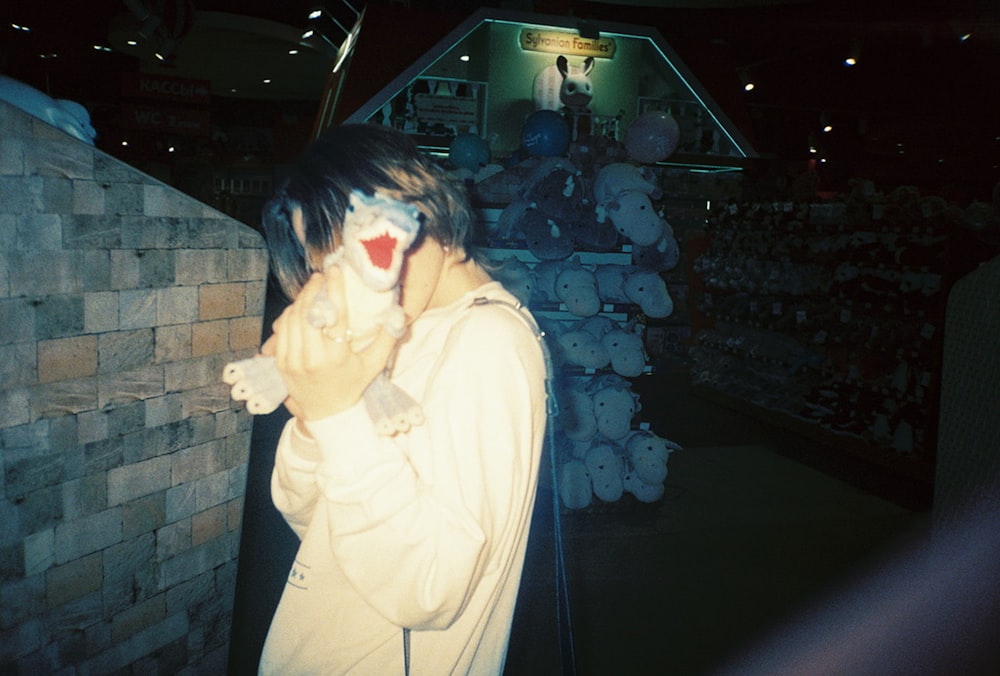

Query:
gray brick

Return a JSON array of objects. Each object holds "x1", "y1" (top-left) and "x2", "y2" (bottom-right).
[
  {"x1": 0, "y1": 541, "x2": 23, "y2": 582},
  {"x1": 17, "y1": 213, "x2": 62, "y2": 250},
  {"x1": 54, "y1": 507, "x2": 122, "y2": 564},
  {"x1": 176, "y1": 249, "x2": 227, "y2": 285},
  {"x1": 98, "y1": 364, "x2": 165, "y2": 408},
  {"x1": 23, "y1": 527, "x2": 54, "y2": 576},
  {"x1": 78, "y1": 612, "x2": 188, "y2": 676},
  {"x1": 49, "y1": 588, "x2": 102, "y2": 634},
  {"x1": 165, "y1": 481, "x2": 197, "y2": 523},
  {"x1": 9, "y1": 250, "x2": 81, "y2": 296},
  {"x1": 106, "y1": 401, "x2": 146, "y2": 437},
  {"x1": 43, "y1": 176, "x2": 74, "y2": 215},
  {"x1": 0, "y1": 175, "x2": 44, "y2": 215},
  {"x1": 0, "y1": 341, "x2": 36, "y2": 387},
  {"x1": 77, "y1": 409, "x2": 109, "y2": 445},
  {"x1": 0, "y1": 573, "x2": 45, "y2": 630},
  {"x1": 35, "y1": 294, "x2": 84, "y2": 340},
  {"x1": 101, "y1": 533, "x2": 157, "y2": 615},
  {"x1": 25, "y1": 136, "x2": 94, "y2": 180},
  {"x1": 108, "y1": 454, "x2": 171, "y2": 506},
  {"x1": 164, "y1": 354, "x2": 226, "y2": 392},
  {"x1": 98, "y1": 329, "x2": 154, "y2": 374},
  {"x1": 137, "y1": 249, "x2": 175, "y2": 288},
  {"x1": 83, "y1": 291, "x2": 119, "y2": 334},
  {"x1": 118, "y1": 288, "x2": 157, "y2": 329},
  {"x1": 30, "y1": 377, "x2": 99, "y2": 419},
  {"x1": 80, "y1": 249, "x2": 111, "y2": 292},
  {"x1": 61, "y1": 473, "x2": 107, "y2": 521},
  {"x1": 195, "y1": 470, "x2": 230, "y2": 513},
  {"x1": 46, "y1": 551, "x2": 102, "y2": 608},
  {"x1": 0, "y1": 135, "x2": 26, "y2": 175},
  {"x1": 171, "y1": 441, "x2": 225, "y2": 486},
  {"x1": 110, "y1": 249, "x2": 140, "y2": 290},
  {"x1": 159, "y1": 536, "x2": 229, "y2": 589},
  {"x1": 13, "y1": 486, "x2": 63, "y2": 536},
  {"x1": 83, "y1": 436, "x2": 124, "y2": 474},
  {"x1": 0, "y1": 387, "x2": 31, "y2": 429},
  {"x1": 156, "y1": 286, "x2": 198, "y2": 325},
  {"x1": 106, "y1": 182, "x2": 143, "y2": 216},
  {"x1": 145, "y1": 393, "x2": 184, "y2": 429},
  {"x1": 0, "y1": 617, "x2": 45, "y2": 663},
  {"x1": 63, "y1": 214, "x2": 121, "y2": 249},
  {"x1": 156, "y1": 518, "x2": 191, "y2": 561},
  {"x1": 154, "y1": 324, "x2": 192, "y2": 363},
  {"x1": 226, "y1": 248, "x2": 268, "y2": 283},
  {"x1": 119, "y1": 215, "x2": 160, "y2": 249},
  {"x1": 122, "y1": 491, "x2": 166, "y2": 539},
  {"x1": 0, "y1": 297, "x2": 35, "y2": 345},
  {"x1": 110, "y1": 593, "x2": 165, "y2": 644},
  {"x1": 71, "y1": 180, "x2": 107, "y2": 217}
]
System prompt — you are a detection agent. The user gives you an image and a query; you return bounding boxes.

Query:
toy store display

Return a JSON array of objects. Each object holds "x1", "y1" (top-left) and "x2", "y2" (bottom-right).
[
  {"x1": 689, "y1": 185, "x2": 959, "y2": 481},
  {"x1": 470, "y1": 111, "x2": 692, "y2": 510}
]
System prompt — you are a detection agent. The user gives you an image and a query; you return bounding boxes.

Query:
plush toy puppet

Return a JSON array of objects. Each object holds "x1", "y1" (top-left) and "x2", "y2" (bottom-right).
[
  {"x1": 557, "y1": 328, "x2": 610, "y2": 371},
  {"x1": 224, "y1": 190, "x2": 423, "y2": 434},
  {"x1": 624, "y1": 269, "x2": 673, "y2": 318},
  {"x1": 0, "y1": 75, "x2": 96, "y2": 145},
  {"x1": 491, "y1": 256, "x2": 535, "y2": 307},
  {"x1": 586, "y1": 443, "x2": 625, "y2": 502},
  {"x1": 555, "y1": 258, "x2": 601, "y2": 317},
  {"x1": 625, "y1": 430, "x2": 680, "y2": 485},
  {"x1": 589, "y1": 375, "x2": 640, "y2": 441},
  {"x1": 521, "y1": 204, "x2": 575, "y2": 260},
  {"x1": 602, "y1": 328, "x2": 647, "y2": 377}
]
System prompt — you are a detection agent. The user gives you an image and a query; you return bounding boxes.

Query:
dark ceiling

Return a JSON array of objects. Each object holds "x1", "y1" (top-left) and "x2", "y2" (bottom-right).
[{"x1": 2, "y1": 0, "x2": 999, "y2": 201}]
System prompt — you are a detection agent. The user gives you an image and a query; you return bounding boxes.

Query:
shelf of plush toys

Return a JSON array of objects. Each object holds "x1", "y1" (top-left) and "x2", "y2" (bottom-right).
[
  {"x1": 462, "y1": 146, "x2": 727, "y2": 512},
  {"x1": 687, "y1": 189, "x2": 960, "y2": 486}
]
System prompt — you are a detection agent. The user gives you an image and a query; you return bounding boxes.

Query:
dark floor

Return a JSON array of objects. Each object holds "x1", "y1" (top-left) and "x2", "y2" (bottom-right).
[
  {"x1": 503, "y1": 370, "x2": 931, "y2": 676},
  {"x1": 230, "y1": 368, "x2": 996, "y2": 675}
]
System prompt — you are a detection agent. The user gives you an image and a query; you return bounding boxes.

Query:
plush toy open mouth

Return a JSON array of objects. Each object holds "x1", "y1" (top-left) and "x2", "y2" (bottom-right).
[{"x1": 361, "y1": 232, "x2": 398, "y2": 270}]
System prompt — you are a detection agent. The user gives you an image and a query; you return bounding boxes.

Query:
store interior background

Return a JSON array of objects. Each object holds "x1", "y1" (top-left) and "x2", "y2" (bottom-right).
[{"x1": 3, "y1": 0, "x2": 999, "y2": 674}]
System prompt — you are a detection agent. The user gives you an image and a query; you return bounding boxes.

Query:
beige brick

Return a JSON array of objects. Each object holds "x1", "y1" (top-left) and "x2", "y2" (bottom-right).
[
  {"x1": 199, "y1": 283, "x2": 245, "y2": 320},
  {"x1": 191, "y1": 504, "x2": 227, "y2": 547},
  {"x1": 229, "y1": 316, "x2": 263, "y2": 352},
  {"x1": 191, "y1": 320, "x2": 228, "y2": 357},
  {"x1": 37, "y1": 335, "x2": 98, "y2": 383},
  {"x1": 111, "y1": 593, "x2": 165, "y2": 644},
  {"x1": 46, "y1": 551, "x2": 102, "y2": 608}
]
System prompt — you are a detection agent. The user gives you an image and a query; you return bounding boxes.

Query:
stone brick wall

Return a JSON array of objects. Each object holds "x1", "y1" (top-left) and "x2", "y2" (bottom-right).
[{"x1": 0, "y1": 101, "x2": 268, "y2": 673}]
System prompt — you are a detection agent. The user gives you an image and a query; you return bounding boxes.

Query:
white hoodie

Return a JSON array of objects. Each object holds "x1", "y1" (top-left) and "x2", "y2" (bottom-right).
[{"x1": 260, "y1": 282, "x2": 548, "y2": 675}]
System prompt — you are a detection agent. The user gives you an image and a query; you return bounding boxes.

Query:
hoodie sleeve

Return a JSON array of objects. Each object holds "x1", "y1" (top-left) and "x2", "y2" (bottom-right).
[{"x1": 270, "y1": 303, "x2": 547, "y2": 630}]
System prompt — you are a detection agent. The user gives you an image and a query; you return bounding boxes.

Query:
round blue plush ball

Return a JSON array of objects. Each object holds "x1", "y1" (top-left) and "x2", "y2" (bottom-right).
[
  {"x1": 449, "y1": 133, "x2": 490, "y2": 171},
  {"x1": 521, "y1": 110, "x2": 570, "y2": 157}
]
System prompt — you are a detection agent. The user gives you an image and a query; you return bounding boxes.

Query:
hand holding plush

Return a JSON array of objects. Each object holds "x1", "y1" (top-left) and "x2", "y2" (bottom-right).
[{"x1": 223, "y1": 190, "x2": 424, "y2": 434}]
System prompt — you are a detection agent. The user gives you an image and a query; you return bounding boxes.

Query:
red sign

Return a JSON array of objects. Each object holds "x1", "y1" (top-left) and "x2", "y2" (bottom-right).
[
  {"x1": 121, "y1": 105, "x2": 211, "y2": 136},
  {"x1": 122, "y1": 73, "x2": 211, "y2": 105}
]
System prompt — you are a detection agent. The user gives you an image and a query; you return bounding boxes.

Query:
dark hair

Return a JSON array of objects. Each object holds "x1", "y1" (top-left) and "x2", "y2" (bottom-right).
[{"x1": 262, "y1": 123, "x2": 481, "y2": 300}]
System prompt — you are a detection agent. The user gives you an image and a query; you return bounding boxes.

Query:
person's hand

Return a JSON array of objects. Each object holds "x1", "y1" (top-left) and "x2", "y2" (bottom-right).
[{"x1": 263, "y1": 265, "x2": 398, "y2": 421}]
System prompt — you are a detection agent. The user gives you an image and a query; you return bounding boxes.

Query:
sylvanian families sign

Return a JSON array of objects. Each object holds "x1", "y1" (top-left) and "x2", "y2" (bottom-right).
[{"x1": 519, "y1": 29, "x2": 616, "y2": 58}]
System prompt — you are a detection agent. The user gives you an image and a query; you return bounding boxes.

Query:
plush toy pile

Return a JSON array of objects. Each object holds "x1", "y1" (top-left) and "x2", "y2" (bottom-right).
[{"x1": 462, "y1": 115, "x2": 686, "y2": 509}]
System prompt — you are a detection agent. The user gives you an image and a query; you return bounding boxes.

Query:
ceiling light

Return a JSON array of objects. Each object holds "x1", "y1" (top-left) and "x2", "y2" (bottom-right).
[
  {"x1": 738, "y1": 69, "x2": 755, "y2": 92},
  {"x1": 11, "y1": 23, "x2": 31, "y2": 32},
  {"x1": 288, "y1": 48, "x2": 299, "y2": 55},
  {"x1": 460, "y1": 55, "x2": 470, "y2": 62},
  {"x1": 844, "y1": 39, "x2": 861, "y2": 67}
]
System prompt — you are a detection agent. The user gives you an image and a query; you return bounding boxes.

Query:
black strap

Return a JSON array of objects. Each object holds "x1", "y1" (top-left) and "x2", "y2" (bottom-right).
[
  {"x1": 404, "y1": 297, "x2": 577, "y2": 676},
  {"x1": 404, "y1": 627, "x2": 411, "y2": 676},
  {"x1": 472, "y1": 297, "x2": 577, "y2": 676}
]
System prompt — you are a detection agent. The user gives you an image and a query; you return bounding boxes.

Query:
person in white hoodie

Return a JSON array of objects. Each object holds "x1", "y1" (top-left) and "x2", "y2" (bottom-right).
[{"x1": 256, "y1": 123, "x2": 548, "y2": 675}]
